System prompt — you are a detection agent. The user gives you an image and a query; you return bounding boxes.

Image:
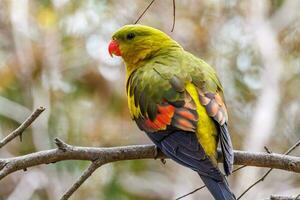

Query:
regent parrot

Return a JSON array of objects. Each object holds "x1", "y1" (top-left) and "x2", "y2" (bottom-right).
[{"x1": 108, "y1": 25, "x2": 235, "y2": 200}]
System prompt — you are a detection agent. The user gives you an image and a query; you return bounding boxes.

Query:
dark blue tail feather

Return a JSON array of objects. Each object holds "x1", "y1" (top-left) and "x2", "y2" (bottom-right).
[
  {"x1": 200, "y1": 174, "x2": 236, "y2": 200},
  {"x1": 219, "y1": 124, "x2": 234, "y2": 176}
]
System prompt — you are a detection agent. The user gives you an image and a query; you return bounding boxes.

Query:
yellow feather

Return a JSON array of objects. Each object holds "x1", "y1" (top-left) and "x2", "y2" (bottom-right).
[
  {"x1": 127, "y1": 88, "x2": 141, "y2": 119},
  {"x1": 185, "y1": 83, "x2": 218, "y2": 162}
]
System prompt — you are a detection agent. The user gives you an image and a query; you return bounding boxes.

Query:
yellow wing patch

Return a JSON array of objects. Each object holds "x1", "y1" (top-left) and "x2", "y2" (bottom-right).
[
  {"x1": 185, "y1": 83, "x2": 218, "y2": 161},
  {"x1": 127, "y1": 92, "x2": 141, "y2": 119}
]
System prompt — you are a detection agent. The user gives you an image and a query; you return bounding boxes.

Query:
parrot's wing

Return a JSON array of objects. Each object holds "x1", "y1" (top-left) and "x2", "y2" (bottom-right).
[
  {"x1": 192, "y1": 62, "x2": 234, "y2": 175},
  {"x1": 128, "y1": 64, "x2": 224, "y2": 181},
  {"x1": 128, "y1": 60, "x2": 233, "y2": 175},
  {"x1": 127, "y1": 63, "x2": 199, "y2": 133}
]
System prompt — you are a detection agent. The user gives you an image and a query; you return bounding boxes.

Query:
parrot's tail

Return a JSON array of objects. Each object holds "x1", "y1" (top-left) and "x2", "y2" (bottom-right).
[{"x1": 199, "y1": 174, "x2": 236, "y2": 200}]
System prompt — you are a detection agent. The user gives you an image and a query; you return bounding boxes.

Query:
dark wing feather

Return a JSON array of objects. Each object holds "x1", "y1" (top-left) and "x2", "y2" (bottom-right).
[
  {"x1": 219, "y1": 124, "x2": 234, "y2": 175},
  {"x1": 147, "y1": 130, "x2": 224, "y2": 181}
]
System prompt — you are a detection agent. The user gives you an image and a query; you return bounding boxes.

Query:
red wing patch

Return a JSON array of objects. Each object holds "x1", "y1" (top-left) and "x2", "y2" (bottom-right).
[
  {"x1": 137, "y1": 93, "x2": 199, "y2": 133},
  {"x1": 141, "y1": 104, "x2": 175, "y2": 132}
]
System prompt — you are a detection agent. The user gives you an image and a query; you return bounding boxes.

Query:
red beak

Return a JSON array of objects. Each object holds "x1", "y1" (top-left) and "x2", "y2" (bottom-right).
[{"x1": 108, "y1": 40, "x2": 122, "y2": 57}]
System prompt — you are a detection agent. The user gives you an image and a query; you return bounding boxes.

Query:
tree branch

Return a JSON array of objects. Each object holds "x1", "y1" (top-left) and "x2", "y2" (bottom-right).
[
  {"x1": 0, "y1": 140, "x2": 300, "y2": 182},
  {"x1": 0, "y1": 138, "x2": 299, "y2": 199},
  {"x1": 0, "y1": 107, "x2": 45, "y2": 148},
  {"x1": 60, "y1": 159, "x2": 106, "y2": 200}
]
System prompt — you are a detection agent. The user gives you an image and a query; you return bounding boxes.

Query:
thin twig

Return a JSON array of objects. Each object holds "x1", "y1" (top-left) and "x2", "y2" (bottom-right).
[
  {"x1": 175, "y1": 185, "x2": 206, "y2": 200},
  {"x1": 237, "y1": 146, "x2": 274, "y2": 199},
  {"x1": 237, "y1": 168, "x2": 272, "y2": 199},
  {"x1": 54, "y1": 137, "x2": 70, "y2": 151},
  {"x1": 0, "y1": 107, "x2": 45, "y2": 148},
  {"x1": 284, "y1": 139, "x2": 300, "y2": 155},
  {"x1": 264, "y1": 146, "x2": 272, "y2": 154},
  {"x1": 60, "y1": 159, "x2": 106, "y2": 200},
  {"x1": 238, "y1": 139, "x2": 300, "y2": 199},
  {"x1": 171, "y1": 0, "x2": 176, "y2": 32},
  {"x1": 232, "y1": 165, "x2": 247, "y2": 173},
  {"x1": 134, "y1": 0, "x2": 155, "y2": 24}
]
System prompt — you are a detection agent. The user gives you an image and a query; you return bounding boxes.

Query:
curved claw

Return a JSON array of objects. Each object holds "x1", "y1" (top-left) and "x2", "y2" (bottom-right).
[{"x1": 154, "y1": 145, "x2": 159, "y2": 159}]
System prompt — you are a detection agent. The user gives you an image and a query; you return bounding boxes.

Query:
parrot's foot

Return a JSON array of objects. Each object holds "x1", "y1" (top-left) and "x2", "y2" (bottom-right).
[
  {"x1": 154, "y1": 145, "x2": 160, "y2": 159},
  {"x1": 154, "y1": 146, "x2": 166, "y2": 165}
]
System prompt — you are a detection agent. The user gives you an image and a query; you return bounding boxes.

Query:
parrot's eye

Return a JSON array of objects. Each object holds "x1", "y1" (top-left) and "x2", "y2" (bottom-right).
[{"x1": 126, "y1": 33, "x2": 135, "y2": 40}]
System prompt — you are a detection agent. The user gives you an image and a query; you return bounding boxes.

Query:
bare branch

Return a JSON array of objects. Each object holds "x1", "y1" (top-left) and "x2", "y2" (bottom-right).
[
  {"x1": 0, "y1": 143, "x2": 156, "y2": 180},
  {"x1": 0, "y1": 137, "x2": 299, "y2": 199},
  {"x1": 0, "y1": 142, "x2": 300, "y2": 182},
  {"x1": 0, "y1": 107, "x2": 45, "y2": 148},
  {"x1": 60, "y1": 159, "x2": 106, "y2": 200}
]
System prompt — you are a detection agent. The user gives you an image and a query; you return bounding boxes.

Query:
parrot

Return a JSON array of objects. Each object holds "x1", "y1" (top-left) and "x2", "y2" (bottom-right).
[{"x1": 108, "y1": 24, "x2": 235, "y2": 200}]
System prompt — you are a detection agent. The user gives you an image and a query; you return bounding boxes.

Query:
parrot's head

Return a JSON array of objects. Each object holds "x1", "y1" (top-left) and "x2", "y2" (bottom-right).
[{"x1": 108, "y1": 25, "x2": 180, "y2": 72}]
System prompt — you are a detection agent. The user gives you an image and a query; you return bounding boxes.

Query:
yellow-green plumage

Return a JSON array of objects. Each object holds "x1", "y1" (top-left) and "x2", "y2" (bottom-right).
[
  {"x1": 112, "y1": 24, "x2": 230, "y2": 162},
  {"x1": 112, "y1": 25, "x2": 180, "y2": 75},
  {"x1": 111, "y1": 24, "x2": 235, "y2": 200}
]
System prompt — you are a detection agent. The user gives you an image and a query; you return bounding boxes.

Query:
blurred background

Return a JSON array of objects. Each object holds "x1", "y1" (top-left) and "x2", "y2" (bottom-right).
[{"x1": 0, "y1": 0, "x2": 299, "y2": 199}]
